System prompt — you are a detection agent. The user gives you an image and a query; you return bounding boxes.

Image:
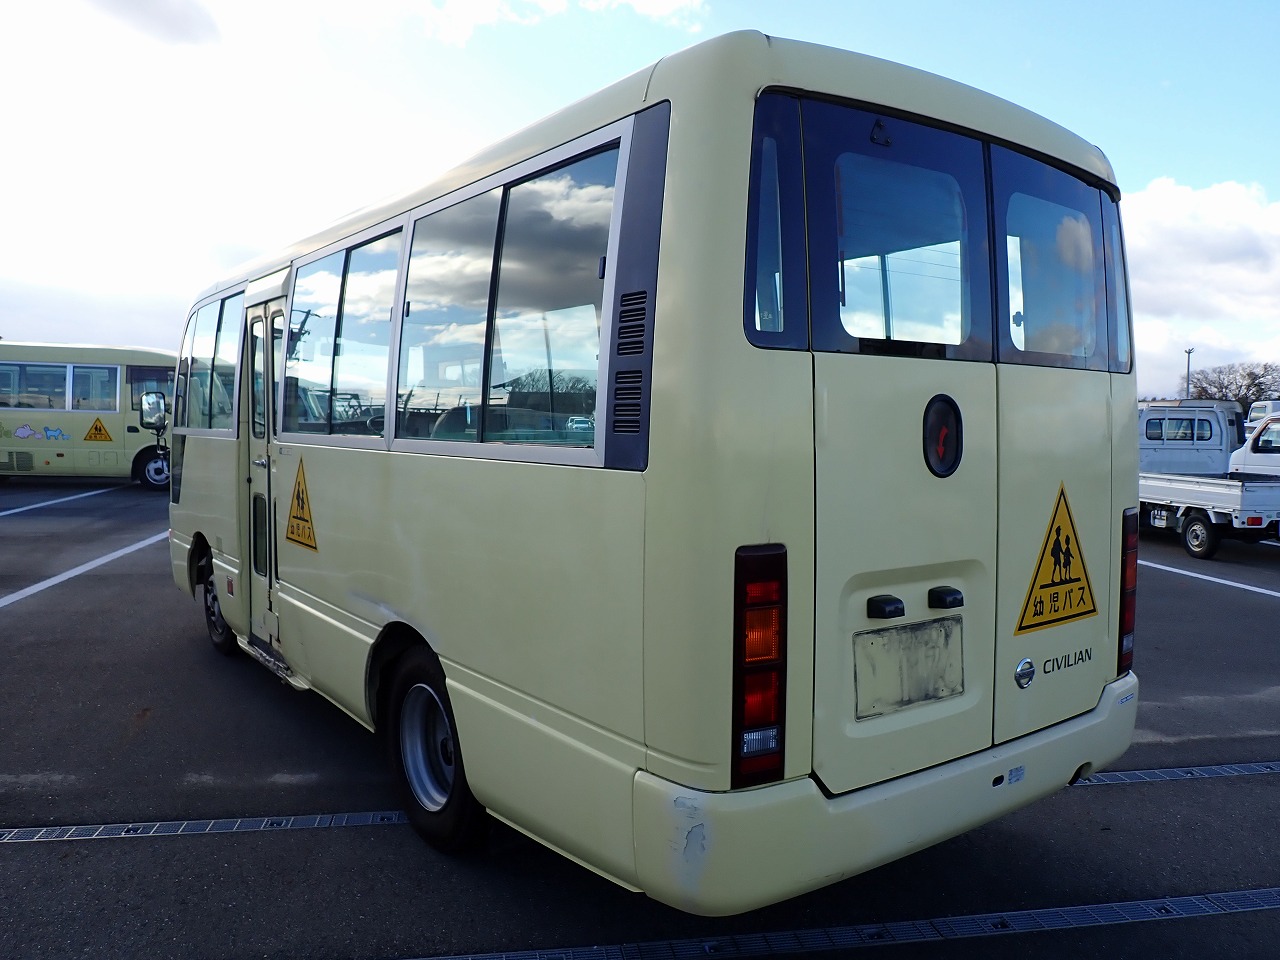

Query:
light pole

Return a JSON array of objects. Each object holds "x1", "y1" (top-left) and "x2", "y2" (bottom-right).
[{"x1": 1185, "y1": 347, "x2": 1195, "y2": 399}]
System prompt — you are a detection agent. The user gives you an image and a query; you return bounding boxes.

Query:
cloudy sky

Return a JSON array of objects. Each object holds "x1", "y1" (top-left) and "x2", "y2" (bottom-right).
[{"x1": 2, "y1": 0, "x2": 1278, "y2": 398}]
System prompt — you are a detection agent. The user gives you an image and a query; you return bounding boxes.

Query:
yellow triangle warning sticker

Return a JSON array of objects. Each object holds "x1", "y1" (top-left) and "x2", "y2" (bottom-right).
[
  {"x1": 84, "y1": 418, "x2": 113, "y2": 442},
  {"x1": 1015, "y1": 485, "x2": 1098, "y2": 635},
  {"x1": 285, "y1": 460, "x2": 318, "y2": 550}
]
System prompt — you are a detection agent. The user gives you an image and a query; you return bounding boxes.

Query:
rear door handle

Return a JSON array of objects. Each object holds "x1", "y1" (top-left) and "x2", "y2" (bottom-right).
[
  {"x1": 866, "y1": 594, "x2": 905, "y2": 619},
  {"x1": 253, "y1": 458, "x2": 268, "y2": 468}
]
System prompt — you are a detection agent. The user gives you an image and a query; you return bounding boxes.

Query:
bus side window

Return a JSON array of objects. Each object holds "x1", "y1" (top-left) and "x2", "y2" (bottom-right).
[
  {"x1": 744, "y1": 94, "x2": 807, "y2": 350},
  {"x1": 397, "y1": 188, "x2": 501, "y2": 443},
  {"x1": 285, "y1": 251, "x2": 344, "y2": 434},
  {"x1": 485, "y1": 148, "x2": 619, "y2": 446},
  {"x1": 332, "y1": 232, "x2": 400, "y2": 437},
  {"x1": 208, "y1": 294, "x2": 243, "y2": 431},
  {"x1": 285, "y1": 232, "x2": 401, "y2": 438}
]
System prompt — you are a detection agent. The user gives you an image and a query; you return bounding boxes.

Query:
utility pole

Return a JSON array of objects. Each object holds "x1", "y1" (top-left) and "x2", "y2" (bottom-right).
[{"x1": 1184, "y1": 347, "x2": 1195, "y2": 399}]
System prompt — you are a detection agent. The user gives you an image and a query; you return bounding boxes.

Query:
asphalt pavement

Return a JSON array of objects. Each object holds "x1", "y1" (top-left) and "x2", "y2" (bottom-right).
[{"x1": 1, "y1": 478, "x2": 1277, "y2": 960}]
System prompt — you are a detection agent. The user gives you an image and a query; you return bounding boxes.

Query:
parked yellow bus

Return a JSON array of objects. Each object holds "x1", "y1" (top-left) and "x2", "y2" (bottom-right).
[
  {"x1": 0, "y1": 342, "x2": 175, "y2": 489},
  {"x1": 163, "y1": 31, "x2": 1139, "y2": 914}
]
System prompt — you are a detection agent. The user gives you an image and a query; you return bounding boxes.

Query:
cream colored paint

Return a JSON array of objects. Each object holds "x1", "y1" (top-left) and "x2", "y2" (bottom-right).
[{"x1": 166, "y1": 31, "x2": 1136, "y2": 915}]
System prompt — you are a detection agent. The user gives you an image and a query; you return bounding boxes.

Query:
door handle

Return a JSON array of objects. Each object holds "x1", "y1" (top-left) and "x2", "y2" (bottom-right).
[{"x1": 252, "y1": 458, "x2": 268, "y2": 468}]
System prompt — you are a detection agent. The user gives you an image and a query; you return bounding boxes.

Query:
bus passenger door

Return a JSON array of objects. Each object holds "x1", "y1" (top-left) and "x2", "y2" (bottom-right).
[{"x1": 246, "y1": 303, "x2": 282, "y2": 654}]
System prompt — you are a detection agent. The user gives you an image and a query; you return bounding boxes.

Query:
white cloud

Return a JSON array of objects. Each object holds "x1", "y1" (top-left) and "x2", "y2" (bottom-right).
[
  {"x1": 1125, "y1": 178, "x2": 1280, "y2": 397},
  {"x1": 418, "y1": 0, "x2": 570, "y2": 45},
  {"x1": 579, "y1": 0, "x2": 706, "y2": 31},
  {"x1": 84, "y1": 0, "x2": 220, "y2": 44},
  {"x1": 418, "y1": 0, "x2": 703, "y2": 44}
]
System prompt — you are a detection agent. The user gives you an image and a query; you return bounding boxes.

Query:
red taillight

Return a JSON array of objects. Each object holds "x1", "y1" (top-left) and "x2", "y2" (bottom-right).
[
  {"x1": 732, "y1": 545, "x2": 787, "y2": 788},
  {"x1": 1245, "y1": 516, "x2": 1263, "y2": 527},
  {"x1": 1118, "y1": 507, "x2": 1137, "y2": 676}
]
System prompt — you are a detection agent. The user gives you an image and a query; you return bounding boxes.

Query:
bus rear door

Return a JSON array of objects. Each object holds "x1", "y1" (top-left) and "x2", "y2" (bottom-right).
[{"x1": 801, "y1": 99, "x2": 999, "y2": 793}]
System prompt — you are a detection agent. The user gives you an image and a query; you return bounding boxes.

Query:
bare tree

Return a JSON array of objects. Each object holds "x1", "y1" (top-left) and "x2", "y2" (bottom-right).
[{"x1": 1184, "y1": 362, "x2": 1280, "y2": 412}]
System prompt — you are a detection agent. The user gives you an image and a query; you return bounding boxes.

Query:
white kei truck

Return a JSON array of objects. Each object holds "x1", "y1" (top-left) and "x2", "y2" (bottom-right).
[{"x1": 1140, "y1": 407, "x2": 1280, "y2": 559}]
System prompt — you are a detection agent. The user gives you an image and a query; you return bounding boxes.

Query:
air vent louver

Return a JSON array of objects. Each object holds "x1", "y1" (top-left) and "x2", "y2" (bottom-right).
[{"x1": 616, "y1": 291, "x2": 648, "y2": 357}]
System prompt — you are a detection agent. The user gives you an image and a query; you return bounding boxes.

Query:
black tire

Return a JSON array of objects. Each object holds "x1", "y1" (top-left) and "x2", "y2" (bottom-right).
[
  {"x1": 385, "y1": 646, "x2": 487, "y2": 852},
  {"x1": 135, "y1": 447, "x2": 170, "y2": 491},
  {"x1": 1181, "y1": 511, "x2": 1220, "y2": 560},
  {"x1": 199, "y1": 556, "x2": 239, "y2": 655}
]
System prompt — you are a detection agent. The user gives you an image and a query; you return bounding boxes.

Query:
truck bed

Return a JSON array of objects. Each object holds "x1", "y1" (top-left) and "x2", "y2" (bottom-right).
[{"x1": 1139, "y1": 471, "x2": 1280, "y2": 518}]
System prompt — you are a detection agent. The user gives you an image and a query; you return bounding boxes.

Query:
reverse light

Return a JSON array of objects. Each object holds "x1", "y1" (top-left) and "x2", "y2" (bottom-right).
[
  {"x1": 732, "y1": 545, "x2": 787, "y2": 788},
  {"x1": 1118, "y1": 507, "x2": 1137, "y2": 676}
]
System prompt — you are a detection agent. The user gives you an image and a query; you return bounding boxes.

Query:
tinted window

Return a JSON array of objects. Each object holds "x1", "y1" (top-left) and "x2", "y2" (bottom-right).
[
  {"x1": 799, "y1": 99, "x2": 992, "y2": 359},
  {"x1": 746, "y1": 94, "x2": 1131, "y2": 374},
  {"x1": 484, "y1": 148, "x2": 618, "y2": 445},
  {"x1": 284, "y1": 251, "x2": 344, "y2": 433},
  {"x1": 333, "y1": 233, "x2": 399, "y2": 436},
  {"x1": 128, "y1": 365, "x2": 175, "y2": 411},
  {"x1": 187, "y1": 300, "x2": 221, "y2": 428},
  {"x1": 284, "y1": 233, "x2": 401, "y2": 437},
  {"x1": 0, "y1": 363, "x2": 66, "y2": 409},
  {"x1": 398, "y1": 189, "x2": 501, "y2": 441},
  {"x1": 1103, "y1": 198, "x2": 1132, "y2": 373},
  {"x1": 993, "y1": 147, "x2": 1106, "y2": 370},
  {"x1": 72, "y1": 365, "x2": 117, "y2": 411},
  {"x1": 1145, "y1": 419, "x2": 1163, "y2": 441},
  {"x1": 744, "y1": 95, "x2": 807, "y2": 349},
  {"x1": 209, "y1": 295, "x2": 242, "y2": 430},
  {"x1": 1196, "y1": 419, "x2": 1213, "y2": 441}
]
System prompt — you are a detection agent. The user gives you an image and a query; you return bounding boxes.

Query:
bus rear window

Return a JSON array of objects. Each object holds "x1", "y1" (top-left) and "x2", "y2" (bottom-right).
[
  {"x1": 994, "y1": 147, "x2": 1107, "y2": 370},
  {"x1": 745, "y1": 92, "x2": 1129, "y2": 373}
]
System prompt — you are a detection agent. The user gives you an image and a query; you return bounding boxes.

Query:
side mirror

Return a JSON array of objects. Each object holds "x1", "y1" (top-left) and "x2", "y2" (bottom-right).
[{"x1": 140, "y1": 391, "x2": 168, "y2": 433}]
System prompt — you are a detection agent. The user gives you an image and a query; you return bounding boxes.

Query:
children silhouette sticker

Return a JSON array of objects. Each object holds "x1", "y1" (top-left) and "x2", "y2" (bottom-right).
[
  {"x1": 1015, "y1": 485, "x2": 1097, "y2": 635},
  {"x1": 285, "y1": 459, "x2": 318, "y2": 550}
]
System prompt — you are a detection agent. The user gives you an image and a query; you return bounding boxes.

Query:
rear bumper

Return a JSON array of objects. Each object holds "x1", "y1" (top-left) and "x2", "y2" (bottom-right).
[{"x1": 633, "y1": 671, "x2": 1138, "y2": 916}]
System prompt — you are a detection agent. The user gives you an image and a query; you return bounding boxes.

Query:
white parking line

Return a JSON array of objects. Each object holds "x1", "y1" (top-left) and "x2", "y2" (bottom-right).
[
  {"x1": 1139, "y1": 559, "x2": 1280, "y2": 599},
  {"x1": 0, "y1": 486, "x2": 116, "y2": 518},
  {"x1": 0, "y1": 531, "x2": 168, "y2": 610}
]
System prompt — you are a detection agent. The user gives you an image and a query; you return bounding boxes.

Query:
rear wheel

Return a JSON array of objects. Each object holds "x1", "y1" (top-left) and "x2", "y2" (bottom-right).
[
  {"x1": 385, "y1": 647, "x2": 487, "y2": 852},
  {"x1": 1181, "y1": 510, "x2": 1220, "y2": 560},
  {"x1": 200, "y1": 557, "x2": 238, "y2": 655}
]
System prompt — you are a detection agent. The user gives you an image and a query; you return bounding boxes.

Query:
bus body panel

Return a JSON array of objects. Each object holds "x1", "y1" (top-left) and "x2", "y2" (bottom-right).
[
  {"x1": 634, "y1": 671, "x2": 1137, "y2": 916},
  {"x1": 169, "y1": 434, "x2": 248, "y2": 626},
  {"x1": 993, "y1": 367, "x2": 1119, "y2": 743},
  {"x1": 268, "y1": 444, "x2": 647, "y2": 740},
  {"x1": 449, "y1": 662, "x2": 647, "y2": 891},
  {"x1": 812, "y1": 356, "x2": 997, "y2": 794}
]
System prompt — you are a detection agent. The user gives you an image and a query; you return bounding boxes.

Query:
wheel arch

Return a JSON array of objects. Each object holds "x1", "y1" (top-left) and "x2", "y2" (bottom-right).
[
  {"x1": 186, "y1": 533, "x2": 212, "y2": 596},
  {"x1": 367, "y1": 622, "x2": 435, "y2": 732}
]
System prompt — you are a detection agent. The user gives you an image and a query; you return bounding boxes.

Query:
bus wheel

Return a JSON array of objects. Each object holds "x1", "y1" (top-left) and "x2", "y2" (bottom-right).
[
  {"x1": 386, "y1": 647, "x2": 487, "y2": 852},
  {"x1": 136, "y1": 448, "x2": 170, "y2": 491},
  {"x1": 200, "y1": 558, "x2": 238, "y2": 656},
  {"x1": 1181, "y1": 511, "x2": 1220, "y2": 560}
]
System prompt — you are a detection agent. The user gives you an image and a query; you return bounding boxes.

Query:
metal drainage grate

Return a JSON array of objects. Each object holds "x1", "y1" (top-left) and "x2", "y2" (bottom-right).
[
  {"x1": 401, "y1": 887, "x2": 1280, "y2": 960},
  {"x1": 1076, "y1": 760, "x2": 1280, "y2": 785},
  {"x1": 0, "y1": 810, "x2": 406, "y2": 844}
]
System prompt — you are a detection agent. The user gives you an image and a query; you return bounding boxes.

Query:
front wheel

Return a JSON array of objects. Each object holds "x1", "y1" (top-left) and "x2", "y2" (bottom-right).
[
  {"x1": 1181, "y1": 511, "x2": 1220, "y2": 560},
  {"x1": 200, "y1": 557, "x2": 238, "y2": 655},
  {"x1": 385, "y1": 647, "x2": 487, "y2": 852},
  {"x1": 135, "y1": 448, "x2": 170, "y2": 491}
]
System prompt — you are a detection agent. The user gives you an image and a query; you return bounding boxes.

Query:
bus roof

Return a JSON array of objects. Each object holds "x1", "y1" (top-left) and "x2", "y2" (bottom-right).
[
  {"x1": 0, "y1": 342, "x2": 178, "y2": 362},
  {"x1": 199, "y1": 30, "x2": 1119, "y2": 301}
]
